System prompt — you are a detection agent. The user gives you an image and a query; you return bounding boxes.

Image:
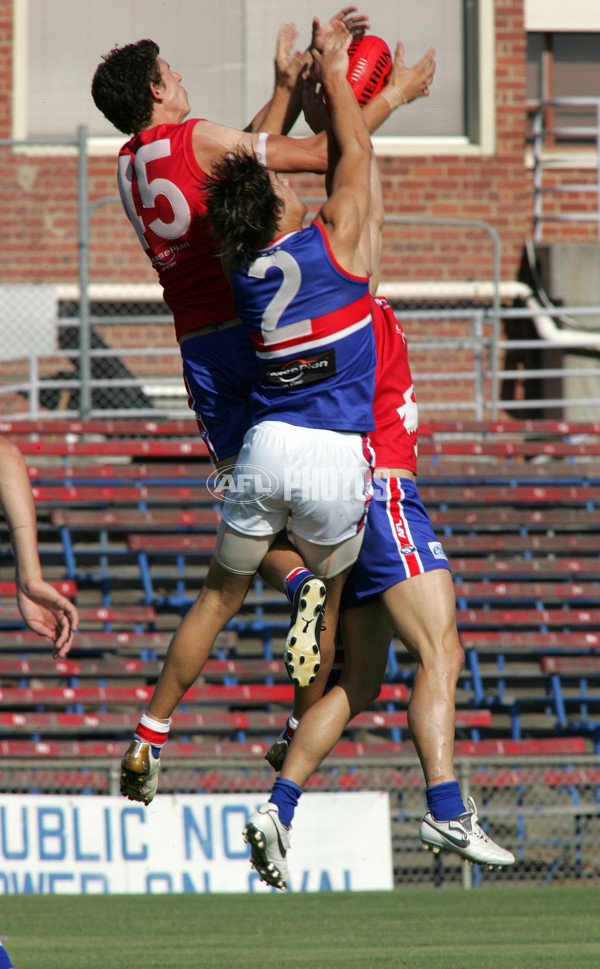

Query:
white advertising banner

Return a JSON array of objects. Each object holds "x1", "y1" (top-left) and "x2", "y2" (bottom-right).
[{"x1": 0, "y1": 792, "x2": 393, "y2": 894}]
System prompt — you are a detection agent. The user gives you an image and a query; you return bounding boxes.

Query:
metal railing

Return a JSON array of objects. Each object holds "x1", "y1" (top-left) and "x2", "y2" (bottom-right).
[
  {"x1": 2, "y1": 285, "x2": 600, "y2": 423},
  {"x1": 531, "y1": 97, "x2": 600, "y2": 241},
  {"x1": 1, "y1": 127, "x2": 599, "y2": 421}
]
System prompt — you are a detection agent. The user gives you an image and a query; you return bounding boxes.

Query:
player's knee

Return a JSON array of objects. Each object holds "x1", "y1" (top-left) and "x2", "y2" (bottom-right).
[
  {"x1": 440, "y1": 634, "x2": 465, "y2": 682},
  {"x1": 451, "y1": 639, "x2": 466, "y2": 679},
  {"x1": 340, "y1": 674, "x2": 383, "y2": 716},
  {"x1": 418, "y1": 632, "x2": 464, "y2": 683}
]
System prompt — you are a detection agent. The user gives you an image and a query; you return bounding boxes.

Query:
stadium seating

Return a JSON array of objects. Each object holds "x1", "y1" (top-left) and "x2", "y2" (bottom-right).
[
  {"x1": 0, "y1": 579, "x2": 77, "y2": 599},
  {"x1": 0, "y1": 416, "x2": 599, "y2": 775},
  {"x1": 0, "y1": 604, "x2": 156, "y2": 631}
]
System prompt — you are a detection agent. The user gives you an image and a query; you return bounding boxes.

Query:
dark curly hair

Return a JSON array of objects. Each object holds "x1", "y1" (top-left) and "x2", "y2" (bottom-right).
[
  {"x1": 204, "y1": 148, "x2": 284, "y2": 269},
  {"x1": 91, "y1": 39, "x2": 162, "y2": 135}
]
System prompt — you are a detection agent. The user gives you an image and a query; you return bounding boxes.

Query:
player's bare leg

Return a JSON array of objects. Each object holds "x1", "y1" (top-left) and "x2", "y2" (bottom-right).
[
  {"x1": 216, "y1": 462, "x2": 322, "y2": 644},
  {"x1": 278, "y1": 599, "x2": 391, "y2": 786},
  {"x1": 257, "y1": 528, "x2": 305, "y2": 590},
  {"x1": 380, "y1": 568, "x2": 463, "y2": 787},
  {"x1": 120, "y1": 562, "x2": 252, "y2": 803},
  {"x1": 380, "y1": 569, "x2": 514, "y2": 866},
  {"x1": 244, "y1": 591, "x2": 389, "y2": 891},
  {"x1": 151, "y1": 564, "x2": 252, "y2": 717},
  {"x1": 264, "y1": 591, "x2": 343, "y2": 769}
]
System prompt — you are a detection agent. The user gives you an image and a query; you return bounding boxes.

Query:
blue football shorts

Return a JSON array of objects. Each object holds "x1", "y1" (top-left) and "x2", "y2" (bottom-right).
[
  {"x1": 341, "y1": 475, "x2": 450, "y2": 610},
  {"x1": 180, "y1": 324, "x2": 261, "y2": 464}
]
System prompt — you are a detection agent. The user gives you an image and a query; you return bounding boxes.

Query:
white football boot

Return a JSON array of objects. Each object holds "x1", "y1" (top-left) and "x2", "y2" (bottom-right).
[
  {"x1": 420, "y1": 796, "x2": 515, "y2": 868},
  {"x1": 243, "y1": 804, "x2": 290, "y2": 890}
]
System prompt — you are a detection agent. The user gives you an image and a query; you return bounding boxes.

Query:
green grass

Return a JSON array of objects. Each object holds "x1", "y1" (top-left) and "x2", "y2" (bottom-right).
[{"x1": 2, "y1": 886, "x2": 599, "y2": 969}]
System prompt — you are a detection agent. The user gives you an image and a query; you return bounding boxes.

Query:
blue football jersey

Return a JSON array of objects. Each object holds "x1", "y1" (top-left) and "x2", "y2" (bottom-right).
[{"x1": 231, "y1": 222, "x2": 376, "y2": 432}]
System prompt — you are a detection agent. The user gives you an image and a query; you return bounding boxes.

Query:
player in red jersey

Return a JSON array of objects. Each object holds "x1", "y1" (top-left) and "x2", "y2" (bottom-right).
[
  {"x1": 90, "y1": 9, "x2": 385, "y2": 681},
  {"x1": 250, "y1": 304, "x2": 515, "y2": 888},
  {"x1": 91, "y1": 14, "x2": 433, "y2": 471}
]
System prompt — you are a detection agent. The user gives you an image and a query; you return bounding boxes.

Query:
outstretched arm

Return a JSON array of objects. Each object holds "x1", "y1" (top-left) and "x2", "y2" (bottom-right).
[
  {"x1": 313, "y1": 20, "x2": 372, "y2": 275},
  {"x1": 359, "y1": 43, "x2": 435, "y2": 288},
  {"x1": 196, "y1": 8, "x2": 374, "y2": 173},
  {"x1": 0, "y1": 437, "x2": 79, "y2": 657},
  {"x1": 301, "y1": 68, "x2": 384, "y2": 291},
  {"x1": 192, "y1": 117, "x2": 330, "y2": 174}
]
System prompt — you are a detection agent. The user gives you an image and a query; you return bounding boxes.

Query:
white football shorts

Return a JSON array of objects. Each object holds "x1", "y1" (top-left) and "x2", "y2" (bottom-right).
[{"x1": 221, "y1": 420, "x2": 372, "y2": 545}]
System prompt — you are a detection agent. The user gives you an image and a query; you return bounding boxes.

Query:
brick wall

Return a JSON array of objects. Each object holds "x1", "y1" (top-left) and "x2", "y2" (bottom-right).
[
  {"x1": 2, "y1": 0, "x2": 597, "y2": 285},
  {"x1": 534, "y1": 167, "x2": 600, "y2": 243}
]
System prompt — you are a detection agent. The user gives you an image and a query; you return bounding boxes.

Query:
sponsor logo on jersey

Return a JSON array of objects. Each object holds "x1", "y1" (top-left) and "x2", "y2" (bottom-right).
[
  {"x1": 151, "y1": 241, "x2": 191, "y2": 271},
  {"x1": 429, "y1": 541, "x2": 447, "y2": 560},
  {"x1": 263, "y1": 349, "x2": 336, "y2": 387}
]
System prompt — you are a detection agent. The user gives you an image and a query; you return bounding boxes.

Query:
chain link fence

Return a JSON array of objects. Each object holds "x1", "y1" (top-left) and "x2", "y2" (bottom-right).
[{"x1": 1, "y1": 754, "x2": 598, "y2": 889}]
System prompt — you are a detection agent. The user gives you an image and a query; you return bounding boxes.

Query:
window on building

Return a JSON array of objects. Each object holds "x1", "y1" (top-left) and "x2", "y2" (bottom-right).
[{"x1": 15, "y1": 0, "x2": 489, "y2": 150}]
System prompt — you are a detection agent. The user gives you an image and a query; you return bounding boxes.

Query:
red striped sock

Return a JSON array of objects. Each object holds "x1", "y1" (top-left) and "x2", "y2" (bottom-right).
[
  {"x1": 283, "y1": 567, "x2": 313, "y2": 604},
  {"x1": 133, "y1": 712, "x2": 170, "y2": 751},
  {"x1": 284, "y1": 715, "x2": 299, "y2": 742}
]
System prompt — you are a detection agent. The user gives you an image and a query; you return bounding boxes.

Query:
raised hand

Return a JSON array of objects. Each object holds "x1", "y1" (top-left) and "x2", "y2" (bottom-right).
[
  {"x1": 311, "y1": 9, "x2": 358, "y2": 55},
  {"x1": 328, "y1": 6, "x2": 370, "y2": 39},
  {"x1": 387, "y1": 43, "x2": 436, "y2": 106},
  {"x1": 274, "y1": 23, "x2": 307, "y2": 92},
  {"x1": 312, "y1": 18, "x2": 351, "y2": 83}
]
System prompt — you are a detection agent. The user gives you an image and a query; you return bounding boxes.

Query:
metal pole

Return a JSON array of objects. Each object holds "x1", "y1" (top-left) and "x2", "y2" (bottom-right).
[
  {"x1": 596, "y1": 101, "x2": 600, "y2": 239},
  {"x1": 78, "y1": 124, "x2": 91, "y2": 417},
  {"x1": 489, "y1": 225, "x2": 502, "y2": 422},
  {"x1": 109, "y1": 766, "x2": 120, "y2": 796},
  {"x1": 460, "y1": 760, "x2": 473, "y2": 889},
  {"x1": 532, "y1": 106, "x2": 543, "y2": 244},
  {"x1": 29, "y1": 355, "x2": 39, "y2": 419},
  {"x1": 473, "y1": 311, "x2": 484, "y2": 420}
]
